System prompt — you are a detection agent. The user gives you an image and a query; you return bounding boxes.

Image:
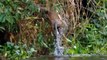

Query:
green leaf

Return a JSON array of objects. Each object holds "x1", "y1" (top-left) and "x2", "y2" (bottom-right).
[
  {"x1": 0, "y1": 13, "x2": 5, "y2": 22},
  {"x1": 0, "y1": 26, "x2": 5, "y2": 32},
  {"x1": 42, "y1": 42, "x2": 48, "y2": 47},
  {"x1": 6, "y1": 15, "x2": 14, "y2": 24}
]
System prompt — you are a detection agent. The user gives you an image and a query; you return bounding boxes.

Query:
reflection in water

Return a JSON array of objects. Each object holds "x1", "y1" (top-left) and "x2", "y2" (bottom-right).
[
  {"x1": 54, "y1": 56, "x2": 69, "y2": 60},
  {"x1": 26, "y1": 55, "x2": 107, "y2": 60}
]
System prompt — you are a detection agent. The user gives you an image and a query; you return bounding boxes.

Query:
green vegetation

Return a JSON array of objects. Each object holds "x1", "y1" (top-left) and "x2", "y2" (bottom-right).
[
  {"x1": 66, "y1": 0, "x2": 107, "y2": 54},
  {"x1": 0, "y1": 42, "x2": 35, "y2": 60},
  {"x1": 0, "y1": 0, "x2": 107, "y2": 60}
]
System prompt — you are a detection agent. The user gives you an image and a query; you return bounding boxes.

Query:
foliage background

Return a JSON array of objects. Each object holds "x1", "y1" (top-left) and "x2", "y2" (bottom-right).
[{"x1": 0, "y1": 0, "x2": 107, "y2": 60}]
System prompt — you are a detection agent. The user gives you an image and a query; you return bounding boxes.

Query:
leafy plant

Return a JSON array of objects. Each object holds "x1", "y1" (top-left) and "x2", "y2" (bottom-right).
[
  {"x1": 0, "y1": 0, "x2": 39, "y2": 32},
  {"x1": 0, "y1": 42, "x2": 36, "y2": 60}
]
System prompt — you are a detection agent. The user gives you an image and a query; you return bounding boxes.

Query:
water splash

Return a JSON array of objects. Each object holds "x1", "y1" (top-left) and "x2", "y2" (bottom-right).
[
  {"x1": 54, "y1": 45, "x2": 64, "y2": 56},
  {"x1": 54, "y1": 23, "x2": 64, "y2": 56}
]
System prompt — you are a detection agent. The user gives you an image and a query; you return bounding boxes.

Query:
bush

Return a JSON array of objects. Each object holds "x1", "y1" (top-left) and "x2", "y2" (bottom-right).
[{"x1": 0, "y1": 42, "x2": 36, "y2": 60}]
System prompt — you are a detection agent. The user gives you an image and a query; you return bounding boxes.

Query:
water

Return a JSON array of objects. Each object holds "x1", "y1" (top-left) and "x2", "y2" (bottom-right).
[
  {"x1": 54, "y1": 22, "x2": 64, "y2": 56},
  {"x1": 54, "y1": 46, "x2": 64, "y2": 56},
  {"x1": 26, "y1": 55, "x2": 107, "y2": 60},
  {"x1": 54, "y1": 33, "x2": 64, "y2": 56}
]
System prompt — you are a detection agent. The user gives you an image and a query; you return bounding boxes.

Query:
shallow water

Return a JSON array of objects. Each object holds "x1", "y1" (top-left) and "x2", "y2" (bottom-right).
[{"x1": 26, "y1": 54, "x2": 107, "y2": 60}]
